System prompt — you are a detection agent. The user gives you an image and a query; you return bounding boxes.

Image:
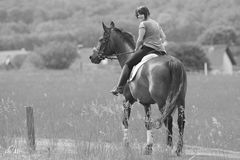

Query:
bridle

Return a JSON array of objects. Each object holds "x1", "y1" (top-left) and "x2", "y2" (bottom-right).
[{"x1": 95, "y1": 29, "x2": 134, "y2": 60}]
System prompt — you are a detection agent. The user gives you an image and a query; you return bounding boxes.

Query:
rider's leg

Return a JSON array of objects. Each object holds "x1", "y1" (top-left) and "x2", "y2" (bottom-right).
[{"x1": 111, "y1": 46, "x2": 154, "y2": 95}]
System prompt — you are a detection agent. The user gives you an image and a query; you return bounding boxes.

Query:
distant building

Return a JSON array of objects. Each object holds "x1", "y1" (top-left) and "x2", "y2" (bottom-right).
[
  {"x1": 0, "y1": 48, "x2": 29, "y2": 69},
  {"x1": 0, "y1": 48, "x2": 29, "y2": 64},
  {"x1": 204, "y1": 45, "x2": 238, "y2": 75}
]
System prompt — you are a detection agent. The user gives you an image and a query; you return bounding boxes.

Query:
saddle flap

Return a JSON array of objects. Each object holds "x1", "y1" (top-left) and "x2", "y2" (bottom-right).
[{"x1": 129, "y1": 54, "x2": 158, "y2": 82}]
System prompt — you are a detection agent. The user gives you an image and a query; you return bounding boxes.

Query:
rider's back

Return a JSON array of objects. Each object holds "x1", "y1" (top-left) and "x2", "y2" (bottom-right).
[{"x1": 141, "y1": 19, "x2": 166, "y2": 53}]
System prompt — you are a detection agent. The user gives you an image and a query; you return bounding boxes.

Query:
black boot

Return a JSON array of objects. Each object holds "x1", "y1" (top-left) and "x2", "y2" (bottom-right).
[{"x1": 111, "y1": 65, "x2": 130, "y2": 96}]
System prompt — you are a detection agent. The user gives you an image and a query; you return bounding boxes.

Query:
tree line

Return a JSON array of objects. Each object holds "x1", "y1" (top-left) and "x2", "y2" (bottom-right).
[
  {"x1": 0, "y1": 0, "x2": 239, "y2": 48},
  {"x1": 0, "y1": 0, "x2": 239, "y2": 70}
]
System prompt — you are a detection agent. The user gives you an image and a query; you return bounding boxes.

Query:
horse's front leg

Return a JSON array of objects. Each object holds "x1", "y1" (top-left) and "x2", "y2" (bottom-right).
[
  {"x1": 122, "y1": 100, "x2": 131, "y2": 147},
  {"x1": 143, "y1": 104, "x2": 153, "y2": 155}
]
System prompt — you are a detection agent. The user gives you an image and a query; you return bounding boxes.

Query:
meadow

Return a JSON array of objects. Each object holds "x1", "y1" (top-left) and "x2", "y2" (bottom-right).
[{"x1": 0, "y1": 48, "x2": 240, "y2": 159}]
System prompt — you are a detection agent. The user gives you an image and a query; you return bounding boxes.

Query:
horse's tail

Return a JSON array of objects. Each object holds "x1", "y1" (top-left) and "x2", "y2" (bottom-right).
[{"x1": 155, "y1": 57, "x2": 186, "y2": 128}]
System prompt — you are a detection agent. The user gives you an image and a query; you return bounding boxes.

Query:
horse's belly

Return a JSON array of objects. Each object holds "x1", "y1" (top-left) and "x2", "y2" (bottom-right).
[{"x1": 129, "y1": 82, "x2": 155, "y2": 104}]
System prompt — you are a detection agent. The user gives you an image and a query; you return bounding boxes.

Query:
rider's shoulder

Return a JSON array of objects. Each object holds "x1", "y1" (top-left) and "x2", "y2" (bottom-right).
[{"x1": 139, "y1": 21, "x2": 145, "y2": 28}]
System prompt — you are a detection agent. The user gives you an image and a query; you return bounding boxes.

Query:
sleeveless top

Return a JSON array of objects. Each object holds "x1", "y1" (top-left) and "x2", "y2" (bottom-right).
[{"x1": 139, "y1": 19, "x2": 166, "y2": 53}]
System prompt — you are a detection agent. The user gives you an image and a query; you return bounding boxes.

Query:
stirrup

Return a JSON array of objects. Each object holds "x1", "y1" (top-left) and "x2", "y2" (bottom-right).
[{"x1": 110, "y1": 86, "x2": 124, "y2": 96}]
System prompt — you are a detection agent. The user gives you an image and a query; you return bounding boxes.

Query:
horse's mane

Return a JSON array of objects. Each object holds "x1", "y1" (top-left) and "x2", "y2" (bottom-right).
[{"x1": 113, "y1": 28, "x2": 136, "y2": 49}]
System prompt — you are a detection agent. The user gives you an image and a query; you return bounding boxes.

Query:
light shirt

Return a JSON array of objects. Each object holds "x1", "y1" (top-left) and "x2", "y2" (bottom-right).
[{"x1": 139, "y1": 19, "x2": 166, "y2": 52}]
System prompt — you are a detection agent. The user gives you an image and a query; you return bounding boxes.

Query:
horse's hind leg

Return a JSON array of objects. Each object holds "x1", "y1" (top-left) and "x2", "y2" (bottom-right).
[
  {"x1": 122, "y1": 100, "x2": 131, "y2": 147},
  {"x1": 164, "y1": 116, "x2": 173, "y2": 148},
  {"x1": 176, "y1": 104, "x2": 185, "y2": 156},
  {"x1": 158, "y1": 105, "x2": 173, "y2": 148},
  {"x1": 143, "y1": 104, "x2": 153, "y2": 155}
]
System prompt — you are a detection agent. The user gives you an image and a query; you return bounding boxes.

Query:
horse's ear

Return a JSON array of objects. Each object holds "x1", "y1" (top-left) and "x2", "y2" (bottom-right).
[
  {"x1": 102, "y1": 22, "x2": 107, "y2": 32},
  {"x1": 110, "y1": 21, "x2": 115, "y2": 28}
]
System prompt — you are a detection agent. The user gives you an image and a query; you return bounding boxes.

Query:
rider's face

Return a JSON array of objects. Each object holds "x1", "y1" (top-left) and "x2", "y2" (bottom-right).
[{"x1": 137, "y1": 14, "x2": 145, "y2": 21}]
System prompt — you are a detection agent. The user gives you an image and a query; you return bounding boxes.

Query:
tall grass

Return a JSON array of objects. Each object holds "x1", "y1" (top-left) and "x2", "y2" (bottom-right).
[{"x1": 0, "y1": 56, "x2": 240, "y2": 159}]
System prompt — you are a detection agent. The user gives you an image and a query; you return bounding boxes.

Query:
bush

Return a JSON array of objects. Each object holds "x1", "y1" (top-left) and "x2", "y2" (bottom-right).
[
  {"x1": 11, "y1": 54, "x2": 28, "y2": 69},
  {"x1": 0, "y1": 32, "x2": 78, "y2": 51},
  {"x1": 27, "y1": 52, "x2": 45, "y2": 69},
  {"x1": 166, "y1": 42, "x2": 210, "y2": 71},
  {"x1": 34, "y1": 41, "x2": 78, "y2": 69}
]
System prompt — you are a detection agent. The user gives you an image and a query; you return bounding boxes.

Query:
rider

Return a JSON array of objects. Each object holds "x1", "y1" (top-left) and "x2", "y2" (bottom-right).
[{"x1": 111, "y1": 6, "x2": 167, "y2": 96}]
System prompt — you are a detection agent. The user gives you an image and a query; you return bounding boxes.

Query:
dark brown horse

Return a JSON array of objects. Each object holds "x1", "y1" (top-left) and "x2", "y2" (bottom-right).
[{"x1": 89, "y1": 21, "x2": 187, "y2": 156}]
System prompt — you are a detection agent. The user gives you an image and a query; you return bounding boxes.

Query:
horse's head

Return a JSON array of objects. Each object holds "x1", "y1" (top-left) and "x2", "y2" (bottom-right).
[{"x1": 89, "y1": 21, "x2": 116, "y2": 64}]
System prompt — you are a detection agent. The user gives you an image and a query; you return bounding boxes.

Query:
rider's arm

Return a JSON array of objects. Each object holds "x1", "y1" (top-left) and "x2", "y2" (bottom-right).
[
  {"x1": 159, "y1": 27, "x2": 166, "y2": 43},
  {"x1": 135, "y1": 22, "x2": 145, "y2": 51}
]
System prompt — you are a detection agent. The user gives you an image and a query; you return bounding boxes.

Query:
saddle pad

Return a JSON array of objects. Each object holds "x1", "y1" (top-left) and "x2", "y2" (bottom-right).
[{"x1": 129, "y1": 54, "x2": 158, "y2": 82}]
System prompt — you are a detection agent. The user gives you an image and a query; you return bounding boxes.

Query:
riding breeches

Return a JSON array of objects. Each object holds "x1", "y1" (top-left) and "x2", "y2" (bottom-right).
[{"x1": 125, "y1": 46, "x2": 155, "y2": 70}]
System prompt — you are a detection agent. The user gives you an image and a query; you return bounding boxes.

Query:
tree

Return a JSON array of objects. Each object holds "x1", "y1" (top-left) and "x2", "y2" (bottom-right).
[
  {"x1": 34, "y1": 8, "x2": 49, "y2": 23},
  {"x1": 167, "y1": 42, "x2": 210, "y2": 71},
  {"x1": 7, "y1": 8, "x2": 22, "y2": 22},
  {"x1": 21, "y1": 8, "x2": 34, "y2": 24},
  {"x1": 49, "y1": 9, "x2": 70, "y2": 20},
  {"x1": 197, "y1": 25, "x2": 237, "y2": 45},
  {"x1": 34, "y1": 41, "x2": 78, "y2": 69},
  {"x1": 0, "y1": 9, "x2": 7, "y2": 22},
  {"x1": 7, "y1": 22, "x2": 30, "y2": 34}
]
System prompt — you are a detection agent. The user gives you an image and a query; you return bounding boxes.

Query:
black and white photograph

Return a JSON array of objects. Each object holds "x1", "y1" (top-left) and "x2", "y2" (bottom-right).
[{"x1": 0, "y1": 0, "x2": 240, "y2": 159}]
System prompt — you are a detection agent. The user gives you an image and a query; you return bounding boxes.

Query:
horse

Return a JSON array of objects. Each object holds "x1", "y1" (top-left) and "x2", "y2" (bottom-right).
[{"x1": 89, "y1": 21, "x2": 187, "y2": 156}]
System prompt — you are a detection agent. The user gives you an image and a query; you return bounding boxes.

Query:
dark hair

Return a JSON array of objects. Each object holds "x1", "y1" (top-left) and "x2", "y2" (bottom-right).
[{"x1": 135, "y1": 6, "x2": 150, "y2": 20}]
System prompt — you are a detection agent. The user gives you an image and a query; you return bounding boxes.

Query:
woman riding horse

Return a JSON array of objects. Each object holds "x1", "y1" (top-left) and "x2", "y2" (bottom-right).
[
  {"x1": 111, "y1": 6, "x2": 167, "y2": 95},
  {"x1": 89, "y1": 6, "x2": 187, "y2": 156}
]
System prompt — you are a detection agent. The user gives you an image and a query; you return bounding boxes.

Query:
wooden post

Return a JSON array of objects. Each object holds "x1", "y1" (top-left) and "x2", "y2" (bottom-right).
[
  {"x1": 204, "y1": 63, "x2": 208, "y2": 76},
  {"x1": 26, "y1": 106, "x2": 36, "y2": 152}
]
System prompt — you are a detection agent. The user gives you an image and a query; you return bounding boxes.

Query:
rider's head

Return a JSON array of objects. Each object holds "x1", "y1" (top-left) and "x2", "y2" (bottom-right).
[{"x1": 135, "y1": 6, "x2": 150, "y2": 20}]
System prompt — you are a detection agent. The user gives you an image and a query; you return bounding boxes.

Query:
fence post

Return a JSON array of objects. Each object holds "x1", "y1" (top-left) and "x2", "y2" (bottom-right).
[
  {"x1": 26, "y1": 106, "x2": 36, "y2": 152},
  {"x1": 204, "y1": 62, "x2": 208, "y2": 76}
]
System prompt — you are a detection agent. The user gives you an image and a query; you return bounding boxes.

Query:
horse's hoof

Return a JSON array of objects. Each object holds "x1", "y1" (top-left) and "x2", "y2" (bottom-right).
[
  {"x1": 176, "y1": 150, "x2": 181, "y2": 156},
  {"x1": 175, "y1": 144, "x2": 183, "y2": 156},
  {"x1": 144, "y1": 144, "x2": 153, "y2": 155}
]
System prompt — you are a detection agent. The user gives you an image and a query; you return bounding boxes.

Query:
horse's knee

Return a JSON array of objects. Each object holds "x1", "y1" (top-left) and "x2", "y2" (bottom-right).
[
  {"x1": 145, "y1": 117, "x2": 152, "y2": 130},
  {"x1": 144, "y1": 111, "x2": 152, "y2": 129},
  {"x1": 122, "y1": 109, "x2": 130, "y2": 128},
  {"x1": 122, "y1": 101, "x2": 131, "y2": 128}
]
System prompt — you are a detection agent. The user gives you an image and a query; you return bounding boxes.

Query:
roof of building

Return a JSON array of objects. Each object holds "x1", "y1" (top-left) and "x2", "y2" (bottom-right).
[
  {"x1": 204, "y1": 45, "x2": 238, "y2": 70},
  {"x1": 0, "y1": 49, "x2": 29, "y2": 64}
]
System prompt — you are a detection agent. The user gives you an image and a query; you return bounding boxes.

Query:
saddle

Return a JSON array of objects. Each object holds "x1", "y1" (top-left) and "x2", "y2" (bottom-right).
[{"x1": 129, "y1": 53, "x2": 159, "y2": 82}]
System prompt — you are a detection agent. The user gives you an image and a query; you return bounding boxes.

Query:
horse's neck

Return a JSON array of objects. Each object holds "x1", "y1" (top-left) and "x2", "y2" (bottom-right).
[{"x1": 116, "y1": 43, "x2": 133, "y2": 68}]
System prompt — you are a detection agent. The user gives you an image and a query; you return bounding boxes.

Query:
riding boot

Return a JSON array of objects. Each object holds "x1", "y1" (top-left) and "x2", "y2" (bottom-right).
[{"x1": 111, "y1": 65, "x2": 131, "y2": 96}]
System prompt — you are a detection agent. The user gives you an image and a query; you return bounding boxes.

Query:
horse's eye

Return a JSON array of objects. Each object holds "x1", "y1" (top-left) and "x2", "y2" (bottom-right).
[{"x1": 101, "y1": 39, "x2": 107, "y2": 44}]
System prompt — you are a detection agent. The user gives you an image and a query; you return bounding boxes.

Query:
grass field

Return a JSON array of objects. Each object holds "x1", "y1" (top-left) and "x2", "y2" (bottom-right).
[{"x1": 0, "y1": 48, "x2": 240, "y2": 159}]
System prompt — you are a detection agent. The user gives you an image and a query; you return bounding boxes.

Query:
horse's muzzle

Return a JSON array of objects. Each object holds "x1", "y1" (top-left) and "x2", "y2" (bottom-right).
[
  {"x1": 89, "y1": 55, "x2": 99, "y2": 64},
  {"x1": 89, "y1": 48, "x2": 102, "y2": 64},
  {"x1": 89, "y1": 55, "x2": 93, "y2": 60}
]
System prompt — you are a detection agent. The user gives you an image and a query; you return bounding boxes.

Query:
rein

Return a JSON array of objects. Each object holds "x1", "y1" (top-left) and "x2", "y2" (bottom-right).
[{"x1": 99, "y1": 50, "x2": 134, "y2": 60}]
